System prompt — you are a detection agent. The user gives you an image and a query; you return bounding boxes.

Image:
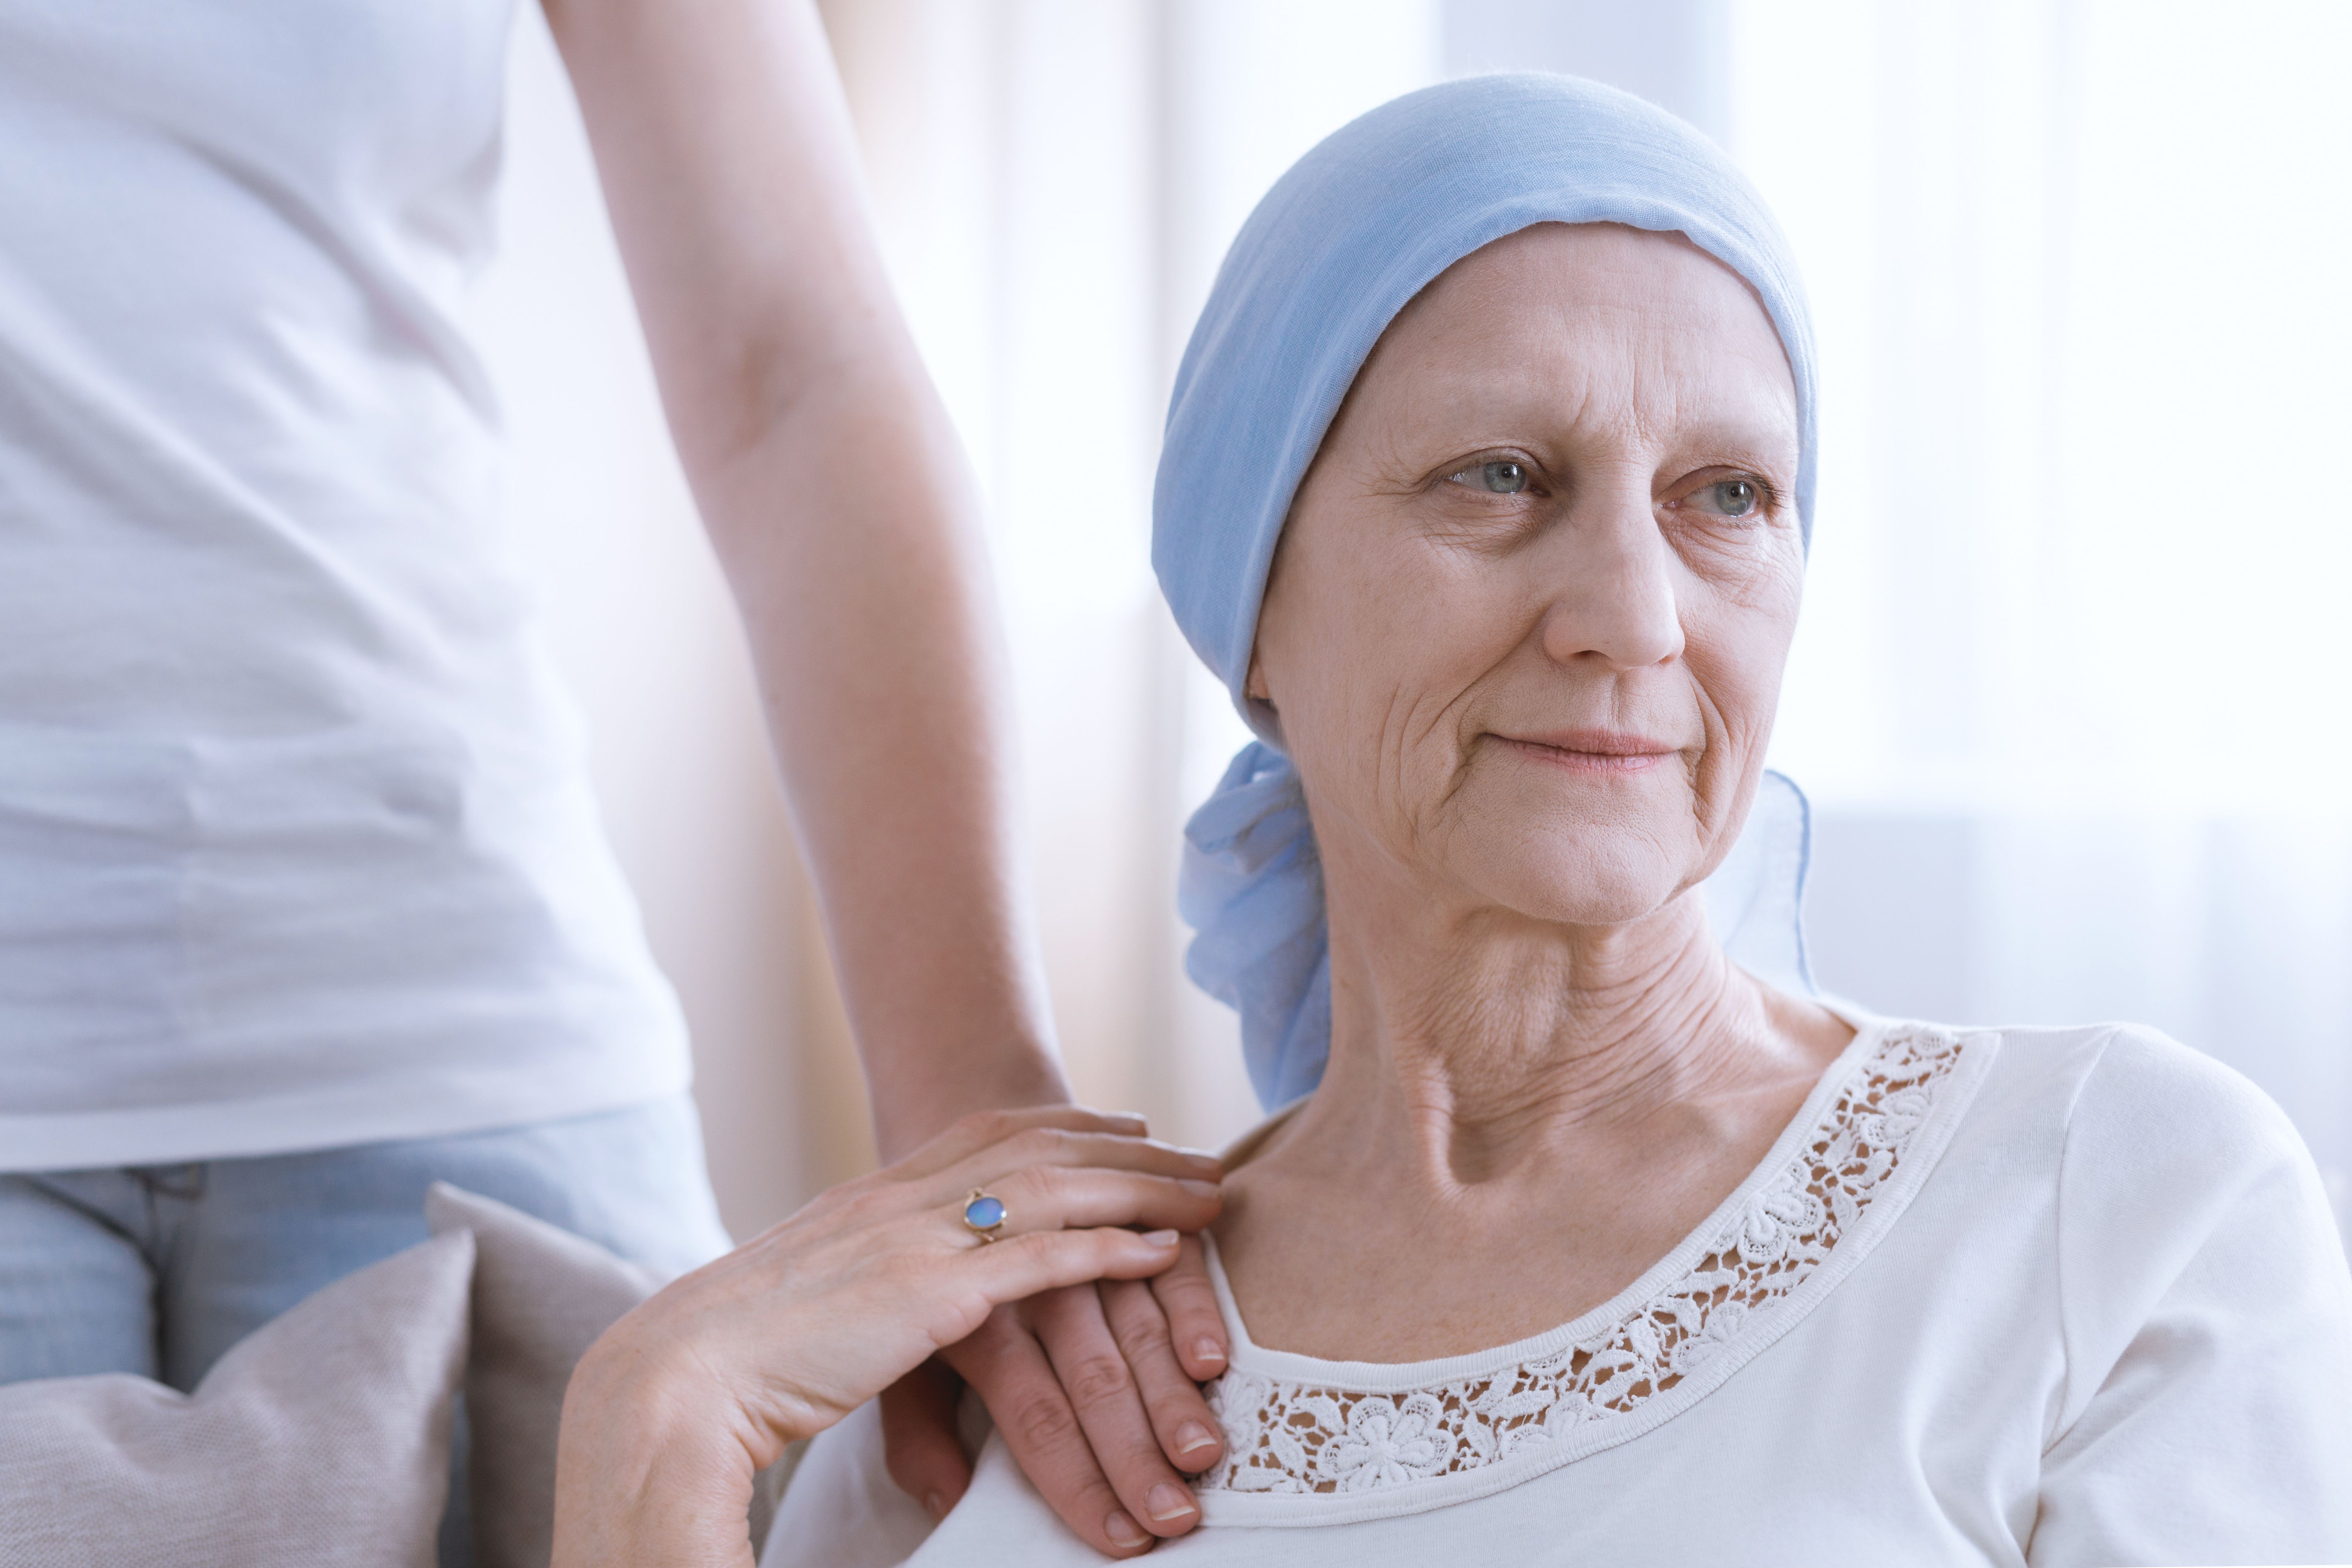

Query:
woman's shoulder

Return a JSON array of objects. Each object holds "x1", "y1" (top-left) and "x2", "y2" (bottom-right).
[
  {"x1": 1954, "y1": 1017, "x2": 2308, "y2": 1182},
  {"x1": 1898, "y1": 1016, "x2": 2348, "y2": 1436},
  {"x1": 1860, "y1": 1014, "x2": 2332, "y2": 1281},
  {"x1": 1942, "y1": 1021, "x2": 2352, "y2": 1502},
  {"x1": 2030, "y1": 1021, "x2": 2326, "y2": 1261},
  {"x1": 1925, "y1": 1017, "x2": 2337, "y2": 1313}
]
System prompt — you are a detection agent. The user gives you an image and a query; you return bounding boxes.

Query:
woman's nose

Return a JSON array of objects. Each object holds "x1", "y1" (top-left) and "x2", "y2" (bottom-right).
[{"x1": 1536, "y1": 496, "x2": 1684, "y2": 671}]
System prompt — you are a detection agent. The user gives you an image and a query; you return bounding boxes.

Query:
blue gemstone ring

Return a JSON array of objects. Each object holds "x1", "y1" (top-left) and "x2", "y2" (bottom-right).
[{"x1": 962, "y1": 1189, "x2": 1008, "y2": 1244}]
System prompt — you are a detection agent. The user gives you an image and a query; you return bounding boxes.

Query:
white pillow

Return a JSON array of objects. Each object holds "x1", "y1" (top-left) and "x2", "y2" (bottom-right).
[
  {"x1": 425, "y1": 1182, "x2": 661, "y2": 1568},
  {"x1": 423, "y1": 1183, "x2": 790, "y2": 1568},
  {"x1": 0, "y1": 1230, "x2": 474, "y2": 1568}
]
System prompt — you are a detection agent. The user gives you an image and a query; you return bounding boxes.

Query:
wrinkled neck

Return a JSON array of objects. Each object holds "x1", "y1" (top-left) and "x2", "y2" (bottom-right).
[{"x1": 1300, "y1": 883, "x2": 1798, "y2": 1190}]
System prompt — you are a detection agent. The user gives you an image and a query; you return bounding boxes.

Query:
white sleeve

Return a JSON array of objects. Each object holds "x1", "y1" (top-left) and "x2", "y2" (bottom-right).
[
  {"x1": 2029, "y1": 1027, "x2": 2352, "y2": 1567},
  {"x1": 759, "y1": 1400, "x2": 939, "y2": 1568}
]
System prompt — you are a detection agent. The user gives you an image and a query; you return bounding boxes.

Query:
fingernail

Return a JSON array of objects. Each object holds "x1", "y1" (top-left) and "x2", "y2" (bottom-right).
[
  {"x1": 1175, "y1": 1421, "x2": 1218, "y2": 1459},
  {"x1": 1141, "y1": 1229, "x2": 1180, "y2": 1246},
  {"x1": 1105, "y1": 1509, "x2": 1150, "y2": 1548},
  {"x1": 924, "y1": 1492, "x2": 947, "y2": 1521},
  {"x1": 1192, "y1": 1336, "x2": 1227, "y2": 1366},
  {"x1": 1146, "y1": 1483, "x2": 1197, "y2": 1523},
  {"x1": 1180, "y1": 1179, "x2": 1220, "y2": 1199}
]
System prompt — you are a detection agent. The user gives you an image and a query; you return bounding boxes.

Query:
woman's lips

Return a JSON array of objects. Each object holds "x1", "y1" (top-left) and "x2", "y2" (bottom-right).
[{"x1": 1490, "y1": 730, "x2": 1680, "y2": 775}]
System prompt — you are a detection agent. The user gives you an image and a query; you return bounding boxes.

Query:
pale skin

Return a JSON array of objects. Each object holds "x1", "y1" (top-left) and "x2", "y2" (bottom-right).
[
  {"x1": 542, "y1": 221, "x2": 1857, "y2": 1557},
  {"x1": 542, "y1": 0, "x2": 1223, "y2": 1550},
  {"x1": 552, "y1": 1110, "x2": 1222, "y2": 1568},
  {"x1": 1219, "y1": 222, "x2": 1853, "y2": 1357}
]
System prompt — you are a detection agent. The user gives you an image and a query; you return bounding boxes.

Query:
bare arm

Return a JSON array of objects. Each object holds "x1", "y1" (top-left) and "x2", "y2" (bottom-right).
[
  {"x1": 542, "y1": 0, "x2": 1059, "y2": 1154},
  {"x1": 542, "y1": 0, "x2": 1233, "y2": 1546}
]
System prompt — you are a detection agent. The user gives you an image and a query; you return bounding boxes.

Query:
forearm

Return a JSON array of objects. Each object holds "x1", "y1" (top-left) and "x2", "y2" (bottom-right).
[
  {"x1": 696, "y1": 368, "x2": 1068, "y2": 1155},
  {"x1": 545, "y1": 0, "x2": 1067, "y2": 1157}
]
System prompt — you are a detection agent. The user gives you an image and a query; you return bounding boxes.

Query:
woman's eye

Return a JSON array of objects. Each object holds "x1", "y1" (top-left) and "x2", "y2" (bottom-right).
[
  {"x1": 1447, "y1": 459, "x2": 1530, "y2": 494},
  {"x1": 1691, "y1": 478, "x2": 1763, "y2": 518}
]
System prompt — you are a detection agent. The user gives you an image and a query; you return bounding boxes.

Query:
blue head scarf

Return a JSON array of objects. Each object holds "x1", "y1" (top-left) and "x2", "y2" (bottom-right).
[{"x1": 1155, "y1": 74, "x2": 1822, "y2": 1112}]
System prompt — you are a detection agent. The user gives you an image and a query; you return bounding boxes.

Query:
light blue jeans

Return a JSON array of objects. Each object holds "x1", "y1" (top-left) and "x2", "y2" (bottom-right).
[{"x1": 0, "y1": 1092, "x2": 735, "y2": 1564}]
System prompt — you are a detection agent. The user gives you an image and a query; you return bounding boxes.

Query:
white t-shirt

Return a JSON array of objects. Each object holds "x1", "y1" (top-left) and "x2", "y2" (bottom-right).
[
  {"x1": 0, "y1": 1, "x2": 689, "y2": 1168},
  {"x1": 767, "y1": 1019, "x2": 2352, "y2": 1566}
]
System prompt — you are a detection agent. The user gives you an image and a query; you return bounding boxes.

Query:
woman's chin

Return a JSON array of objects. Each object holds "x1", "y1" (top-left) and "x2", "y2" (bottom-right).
[
  {"x1": 1439, "y1": 784, "x2": 1706, "y2": 928},
  {"x1": 1449, "y1": 843, "x2": 1694, "y2": 932}
]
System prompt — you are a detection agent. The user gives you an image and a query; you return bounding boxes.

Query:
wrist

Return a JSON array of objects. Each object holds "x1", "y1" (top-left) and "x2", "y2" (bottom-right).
[
  {"x1": 869, "y1": 1044, "x2": 1070, "y2": 1159},
  {"x1": 569, "y1": 1314, "x2": 822, "y2": 1452},
  {"x1": 553, "y1": 1340, "x2": 777, "y2": 1568}
]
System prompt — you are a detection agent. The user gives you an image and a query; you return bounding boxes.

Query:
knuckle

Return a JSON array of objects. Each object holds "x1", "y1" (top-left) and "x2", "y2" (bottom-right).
[
  {"x1": 1152, "y1": 1270, "x2": 1218, "y2": 1311},
  {"x1": 1010, "y1": 1229, "x2": 1071, "y2": 1266},
  {"x1": 961, "y1": 1106, "x2": 1016, "y2": 1142},
  {"x1": 1100, "y1": 1272, "x2": 1152, "y2": 1308},
  {"x1": 1151, "y1": 1249, "x2": 1217, "y2": 1297},
  {"x1": 1010, "y1": 1126, "x2": 1073, "y2": 1168},
  {"x1": 1111, "y1": 1308, "x2": 1174, "y2": 1364},
  {"x1": 996, "y1": 1231, "x2": 1067, "y2": 1283},
  {"x1": 1061, "y1": 1352, "x2": 1136, "y2": 1408},
  {"x1": 840, "y1": 1186, "x2": 897, "y2": 1224},
  {"x1": 1001, "y1": 1163, "x2": 1063, "y2": 1208},
  {"x1": 878, "y1": 1252, "x2": 933, "y2": 1296},
  {"x1": 1008, "y1": 1390, "x2": 1084, "y2": 1452}
]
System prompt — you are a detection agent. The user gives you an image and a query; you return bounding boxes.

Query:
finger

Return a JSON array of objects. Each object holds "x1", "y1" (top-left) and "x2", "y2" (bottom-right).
[
  {"x1": 1149, "y1": 1234, "x2": 1231, "y2": 1381},
  {"x1": 925, "y1": 1126, "x2": 1221, "y2": 1206},
  {"x1": 968, "y1": 1166, "x2": 1220, "y2": 1243},
  {"x1": 1032, "y1": 1284, "x2": 1203, "y2": 1540},
  {"x1": 891, "y1": 1106, "x2": 1156, "y2": 1183},
  {"x1": 1103, "y1": 1277, "x2": 1224, "y2": 1473},
  {"x1": 959, "y1": 1226, "x2": 1184, "y2": 1303},
  {"x1": 945, "y1": 1300, "x2": 1155, "y2": 1557},
  {"x1": 879, "y1": 1361, "x2": 972, "y2": 1521}
]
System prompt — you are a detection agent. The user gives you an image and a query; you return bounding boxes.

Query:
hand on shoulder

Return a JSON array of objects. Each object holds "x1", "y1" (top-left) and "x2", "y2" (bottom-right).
[{"x1": 550, "y1": 1107, "x2": 1222, "y2": 1568}]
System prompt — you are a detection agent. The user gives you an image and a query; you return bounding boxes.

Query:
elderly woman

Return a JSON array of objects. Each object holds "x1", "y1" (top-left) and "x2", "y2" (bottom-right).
[{"x1": 552, "y1": 76, "x2": 2352, "y2": 1566}]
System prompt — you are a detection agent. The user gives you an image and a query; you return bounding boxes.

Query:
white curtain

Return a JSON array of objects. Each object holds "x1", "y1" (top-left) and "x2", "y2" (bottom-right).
[{"x1": 1731, "y1": 0, "x2": 2352, "y2": 1236}]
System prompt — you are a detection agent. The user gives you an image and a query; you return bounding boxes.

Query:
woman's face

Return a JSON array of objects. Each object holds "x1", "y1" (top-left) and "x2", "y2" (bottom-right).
[{"x1": 1249, "y1": 222, "x2": 1805, "y2": 930}]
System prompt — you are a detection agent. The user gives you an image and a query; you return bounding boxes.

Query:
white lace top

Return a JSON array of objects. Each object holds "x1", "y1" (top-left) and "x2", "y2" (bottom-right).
[
  {"x1": 767, "y1": 1018, "x2": 2352, "y2": 1567},
  {"x1": 1194, "y1": 1020, "x2": 1969, "y2": 1523}
]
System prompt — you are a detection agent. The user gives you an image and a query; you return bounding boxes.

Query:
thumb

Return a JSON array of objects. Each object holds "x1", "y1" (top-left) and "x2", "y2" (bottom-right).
[{"x1": 879, "y1": 1360, "x2": 973, "y2": 1521}]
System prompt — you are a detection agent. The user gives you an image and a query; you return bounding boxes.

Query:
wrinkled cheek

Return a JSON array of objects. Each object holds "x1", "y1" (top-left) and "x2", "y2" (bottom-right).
[
  {"x1": 1691, "y1": 659, "x2": 1794, "y2": 833},
  {"x1": 1286, "y1": 681, "x2": 1447, "y2": 863},
  {"x1": 1709, "y1": 672, "x2": 1782, "y2": 763},
  {"x1": 1271, "y1": 545, "x2": 1507, "y2": 861}
]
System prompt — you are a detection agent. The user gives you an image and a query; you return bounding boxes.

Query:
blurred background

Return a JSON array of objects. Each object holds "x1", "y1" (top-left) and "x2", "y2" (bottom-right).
[{"x1": 467, "y1": 0, "x2": 2352, "y2": 1244}]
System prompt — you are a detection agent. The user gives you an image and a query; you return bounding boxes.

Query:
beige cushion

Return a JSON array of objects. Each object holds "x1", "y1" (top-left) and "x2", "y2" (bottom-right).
[
  {"x1": 424, "y1": 1182, "x2": 660, "y2": 1568},
  {"x1": 0, "y1": 1229, "x2": 475, "y2": 1568},
  {"x1": 423, "y1": 1183, "x2": 793, "y2": 1567}
]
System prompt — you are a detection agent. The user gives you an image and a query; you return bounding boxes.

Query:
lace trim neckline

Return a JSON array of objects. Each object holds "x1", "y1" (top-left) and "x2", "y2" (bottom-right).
[{"x1": 1193, "y1": 1016, "x2": 1988, "y2": 1526}]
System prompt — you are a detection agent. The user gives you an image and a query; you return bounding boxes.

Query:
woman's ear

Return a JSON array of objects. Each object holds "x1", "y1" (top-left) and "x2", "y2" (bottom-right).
[{"x1": 1241, "y1": 647, "x2": 1288, "y2": 747}]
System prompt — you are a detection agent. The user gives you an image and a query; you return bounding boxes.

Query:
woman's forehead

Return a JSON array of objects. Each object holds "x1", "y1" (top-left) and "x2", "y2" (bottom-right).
[
  {"x1": 1399, "y1": 225, "x2": 1783, "y2": 358},
  {"x1": 1354, "y1": 225, "x2": 1798, "y2": 446}
]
